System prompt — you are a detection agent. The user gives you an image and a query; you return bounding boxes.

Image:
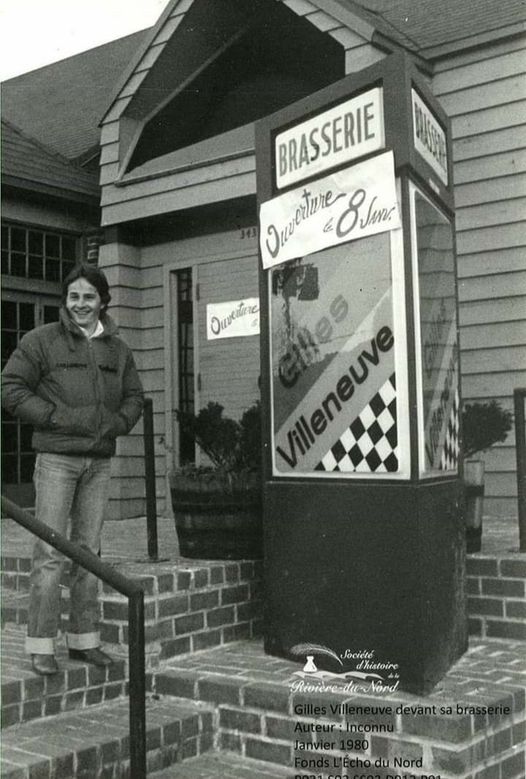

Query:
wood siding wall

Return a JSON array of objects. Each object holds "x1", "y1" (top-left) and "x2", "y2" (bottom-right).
[
  {"x1": 103, "y1": 229, "x2": 260, "y2": 517},
  {"x1": 433, "y1": 37, "x2": 526, "y2": 518}
]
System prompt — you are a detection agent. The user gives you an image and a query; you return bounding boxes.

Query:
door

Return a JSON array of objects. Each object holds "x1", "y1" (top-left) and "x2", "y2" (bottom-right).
[{"x1": 1, "y1": 293, "x2": 60, "y2": 506}]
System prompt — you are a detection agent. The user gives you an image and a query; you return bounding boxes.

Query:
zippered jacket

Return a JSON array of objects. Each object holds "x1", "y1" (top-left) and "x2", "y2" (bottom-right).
[{"x1": 2, "y1": 309, "x2": 144, "y2": 457}]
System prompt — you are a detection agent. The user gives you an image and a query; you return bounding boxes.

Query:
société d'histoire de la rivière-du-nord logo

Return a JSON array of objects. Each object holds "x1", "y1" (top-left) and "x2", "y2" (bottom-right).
[{"x1": 287, "y1": 643, "x2": 400, "y2": 695}]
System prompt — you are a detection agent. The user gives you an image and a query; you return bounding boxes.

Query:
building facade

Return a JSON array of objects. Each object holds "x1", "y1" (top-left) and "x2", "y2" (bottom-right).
[{"x1": 2, "y1": 0, "x2": 525, "y2": 519}]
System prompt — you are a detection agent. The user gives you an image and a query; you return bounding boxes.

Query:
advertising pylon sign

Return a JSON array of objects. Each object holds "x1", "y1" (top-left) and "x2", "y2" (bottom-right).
[{"x1": 256, "y1": 51, "x2": 466, "y2": 694}]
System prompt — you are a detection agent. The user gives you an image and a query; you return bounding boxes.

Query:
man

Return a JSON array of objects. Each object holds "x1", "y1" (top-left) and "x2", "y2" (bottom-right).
[{"x1": 2, "y1": 264, "x2": 144, "y2": 675}]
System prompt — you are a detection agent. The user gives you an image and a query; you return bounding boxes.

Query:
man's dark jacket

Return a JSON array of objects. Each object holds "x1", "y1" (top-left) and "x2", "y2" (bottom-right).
[{"x1": 2, "y1": 309, "x2": 144, "y2": 457}]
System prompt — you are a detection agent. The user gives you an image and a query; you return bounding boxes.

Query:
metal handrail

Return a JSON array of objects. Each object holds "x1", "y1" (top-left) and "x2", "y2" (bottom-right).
[
  {"x1": 143, "y1": 397, "x2": 159, "y2": 560},
  {"x1": 514, "y1": 388, "x2": 526, "y2": 552},
  {"x1": 1, "y1": 495, "x2": 147, "y2": 778}
]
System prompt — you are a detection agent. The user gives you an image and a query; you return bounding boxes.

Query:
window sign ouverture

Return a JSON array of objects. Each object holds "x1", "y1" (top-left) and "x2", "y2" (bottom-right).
[{"x1": 263, "y1": 151, "x2": 410, "y2": 479}]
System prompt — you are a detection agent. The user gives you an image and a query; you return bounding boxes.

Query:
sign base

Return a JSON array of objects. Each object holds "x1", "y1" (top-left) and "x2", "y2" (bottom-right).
[{"x1": 263, "y1": 479, "x2": 467, "y2": 695}]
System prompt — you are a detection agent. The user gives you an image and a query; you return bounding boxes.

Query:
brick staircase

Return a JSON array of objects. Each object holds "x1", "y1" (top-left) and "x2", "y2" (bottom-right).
[
  {"x1": 2, "y1": 547, "x2": 525, "y2": 778},
  {"x1": 0, "y1": 554, "x2": 271, "y2": 777}
]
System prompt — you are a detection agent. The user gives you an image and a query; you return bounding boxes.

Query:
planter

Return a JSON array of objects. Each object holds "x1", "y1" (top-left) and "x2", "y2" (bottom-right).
[
  {"x1": 169, "y1": 471, "x2": 262, "y2": 559},
  {"x1": 464, "y1": 459, "x2": 485, "y2": 553}
]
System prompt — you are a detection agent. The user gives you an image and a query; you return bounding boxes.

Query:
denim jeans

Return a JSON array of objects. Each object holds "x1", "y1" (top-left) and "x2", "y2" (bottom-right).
[{"x1": 26, "y1": 453, "x2": 111, "y2": 655}]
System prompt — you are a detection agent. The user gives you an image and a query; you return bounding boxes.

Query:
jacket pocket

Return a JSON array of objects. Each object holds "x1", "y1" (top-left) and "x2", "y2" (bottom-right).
[{"x1": 51, "y1": 402, "x2": 98, "y2": 437}]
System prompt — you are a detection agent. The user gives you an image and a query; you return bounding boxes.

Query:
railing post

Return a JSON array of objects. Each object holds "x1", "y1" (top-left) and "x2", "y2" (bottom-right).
[
  {"x1": 143, "y1": 397, "x2": 159, "y2": 560},
  {"x1": 128, "y1": 589, "x2": 146, "y2": 778},
  {"x1": 514, "y1": 388, "x2": 526, "y2": 552},
  {"x1": 1, "y1": 496, "x2": 148, "y2": 777}
]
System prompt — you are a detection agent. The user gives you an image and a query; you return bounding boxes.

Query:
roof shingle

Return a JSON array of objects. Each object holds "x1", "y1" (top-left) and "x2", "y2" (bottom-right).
[
  {"x1": 355, "y1": 0, "x2": 525, "y2": 51},
  {"x1": 1, "y1": 29, "x2": 148, "y2": 161},
  {"x1": 2, "y1": 119, "x2": 99, "y2": 199},
  {"x1": 1, "y1": 0, "x2": 523, "y2": 167}
]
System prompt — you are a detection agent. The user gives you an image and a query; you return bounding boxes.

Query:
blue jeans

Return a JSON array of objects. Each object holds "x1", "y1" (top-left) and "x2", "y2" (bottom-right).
[{"x1": 26, "y1": 453, "x2": 111, "y2": 655}]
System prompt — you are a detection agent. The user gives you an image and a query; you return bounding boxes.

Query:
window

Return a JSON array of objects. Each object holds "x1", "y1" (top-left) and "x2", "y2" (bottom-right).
[
  {"x1": 269, "y1": 231, "x2": 409, "y2": 479},
  {"x1": 411, "y1": 187, "x2": 458, "y2": 475},
  {"x1": 176, "y1": 268, "x2": 195, "y2": 464},
  {"x1": 1, "y1": 222, "x2": 77, "y2": 282},
  {"x1": 1, "y1": 299, "x2": 61, "y2": 489}
]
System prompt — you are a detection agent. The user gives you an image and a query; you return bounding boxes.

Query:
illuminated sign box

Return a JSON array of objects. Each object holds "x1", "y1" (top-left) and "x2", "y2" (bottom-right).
[{"x1": 256, "y1": 51, "x2": 464, "y2": 696}]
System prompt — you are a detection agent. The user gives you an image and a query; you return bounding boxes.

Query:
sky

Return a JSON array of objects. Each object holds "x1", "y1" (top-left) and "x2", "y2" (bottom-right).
[{"x1": 0, "y1": 0, "x2": 171, "y2": 81}]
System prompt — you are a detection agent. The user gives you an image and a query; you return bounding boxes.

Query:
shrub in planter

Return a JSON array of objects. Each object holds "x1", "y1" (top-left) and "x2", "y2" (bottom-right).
[
  {"x1": 462, "y1": 400, "x2": 513, "y2": 553},
  {"x1": 170, "y1": 401, "x2": 262, "y2": 559}
]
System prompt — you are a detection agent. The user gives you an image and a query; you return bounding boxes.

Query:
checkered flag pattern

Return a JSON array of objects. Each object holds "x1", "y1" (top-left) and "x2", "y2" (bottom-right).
[
  {"x1": 440, "y1": 388, "x2": 459, "y2": 470},
  {"x1": 315, "y1": 374, "x2": 398, "y2": 473}
]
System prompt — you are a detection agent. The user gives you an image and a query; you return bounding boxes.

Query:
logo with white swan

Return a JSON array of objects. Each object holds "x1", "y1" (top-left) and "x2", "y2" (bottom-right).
[{"x1": 288, "y1": 643, "x2": 400, "y2": 694}]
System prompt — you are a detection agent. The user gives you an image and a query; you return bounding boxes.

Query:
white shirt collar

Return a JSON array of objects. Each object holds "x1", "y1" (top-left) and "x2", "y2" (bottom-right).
[{"x1": 78, "y1": 320, "x2": 104, "y2": 340}]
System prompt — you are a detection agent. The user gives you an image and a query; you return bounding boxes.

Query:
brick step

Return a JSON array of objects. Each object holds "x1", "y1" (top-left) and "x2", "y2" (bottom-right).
[
  {"x1": 466, "y1": 555, "x2": 526, "y2": 642},
  {"x1": 148, "y1": 638, "x2": 526, "y2": 779},
  {"x1": 5, "y1": 554, "x2": 526, "y2": 657},
  {"x1": 1, "y1": 624, "x2": 127, "y2": 729},
  {"x1": 0, "y1": 695, "x2": 214, "y2": 778},
  {"x1": 1, "y1": 557, "x2": 264, "y2": 666},
  {"x1": 150, "y1": 750, "x2": 293, "y2": 777}
]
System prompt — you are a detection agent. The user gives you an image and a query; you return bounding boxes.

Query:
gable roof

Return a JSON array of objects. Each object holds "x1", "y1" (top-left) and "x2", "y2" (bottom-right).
[
  {"x1": 2, "y1": 119, "x2": 99, "y2": 202},
  {"x1": 1, "y1": 29, "x2": 149, "y2": 163},
  {"x1": 1, "y1": 0, "x2": 523, "y2": 169},
  {"x1": 100, "y1": 0, "x2": 524, "y2": 129}
]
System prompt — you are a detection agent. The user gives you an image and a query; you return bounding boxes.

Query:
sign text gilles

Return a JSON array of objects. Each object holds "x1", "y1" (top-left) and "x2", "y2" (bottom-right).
[{"x1": 275, "y1": 88, "x2": 384, "y2": 189}]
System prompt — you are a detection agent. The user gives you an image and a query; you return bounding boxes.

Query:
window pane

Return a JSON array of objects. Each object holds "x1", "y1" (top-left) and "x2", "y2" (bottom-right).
[
  {"x1": 10, "y1": 253, "x2": 26, "y2": 276},
  {"x1": 45, "y1": 258, "x2": 60, "y2": 281},
  {"x1": 28, "y1": 231, "x2": 44, "y2": 255},
  {"x1": 19, "y1": 303, "x2": 35, "y2": 331},
  {"x1": 20, "y1": 454, "x2": 36, "y2": 482},
  {"x1": 2, "y1": 331, "x2": 17, "y2": 363},
  {"x1": 2, "y1": 422, "x2": 17, "y2": 452},
  {"x1": 21, "y1": 423, "x2": 33, "y2": 451},
  {"x1": 61, "y1": 260, "x2": 75, "y2": 282},
  {"x1": 2, "y1": 301, "x2": 17, "y2": 330},
  {"x1": 62, "y1": 236, "x2": 76, "y2": 260},
  {"x1": 45, "y1": 234, "x2": 60, "y2": 258},
  {"x1": 2, "y1": 455, "x2": 18, "y2": 484},
  {"x1": 415, "y1": 192, "x2": 457, "y2": 474},
  {"x1": 270, "y1": 235, "x2": 398, "y2": 477},
  {"x1": 44, "y1": 306, "x2": 60, "y2": 324},
  {"x1": 28, "y1": 255, "x2": 44, "y2": 280},
  {"x1": 2, "y1": 224, "x2": 78, "y2": 280},
  {"x1": 11, "y1": 228, "x2": 26, "y2": 252}
]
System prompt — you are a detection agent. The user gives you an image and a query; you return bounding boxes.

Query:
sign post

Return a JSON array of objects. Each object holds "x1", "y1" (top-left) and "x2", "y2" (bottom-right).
[{"x1": 256, "y1": 51, "x2": 466, "y2": 694}]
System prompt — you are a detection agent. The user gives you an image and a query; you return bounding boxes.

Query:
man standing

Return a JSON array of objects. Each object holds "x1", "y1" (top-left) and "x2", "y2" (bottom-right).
[{"x1": 2, "y1": 264, "x2": 144, "y2": 675}]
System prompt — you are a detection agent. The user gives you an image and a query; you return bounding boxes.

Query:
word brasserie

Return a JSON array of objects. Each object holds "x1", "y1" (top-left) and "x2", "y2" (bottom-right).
[{"x1": 275, "y1": 87, "x2": 384, "y2": 189}]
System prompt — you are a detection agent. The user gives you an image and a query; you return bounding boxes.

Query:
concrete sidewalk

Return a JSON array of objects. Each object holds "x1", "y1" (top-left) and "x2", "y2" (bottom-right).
[{"x1": 1, "y1": 512, "x2": 523, "y2": 562}]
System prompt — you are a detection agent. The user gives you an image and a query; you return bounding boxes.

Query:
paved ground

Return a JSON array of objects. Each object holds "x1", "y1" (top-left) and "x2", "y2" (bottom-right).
[
  {"x1": 1, "y1": 512, "x2": 523, "y2": 562},
  {"x1": 1, "y1": 514, "x2": 181, "y2": 562}
]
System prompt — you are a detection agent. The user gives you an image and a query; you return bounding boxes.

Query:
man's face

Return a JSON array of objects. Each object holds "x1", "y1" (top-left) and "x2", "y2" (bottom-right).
[{"x1": 66, "y1": 277, "x2": 102, "y2": 332}]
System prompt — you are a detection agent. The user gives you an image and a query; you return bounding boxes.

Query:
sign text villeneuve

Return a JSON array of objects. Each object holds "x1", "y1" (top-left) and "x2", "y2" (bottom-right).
[
  {"x1": 275, "y1": 88, "x2": 384, "y2": 189},
  {"x1": 412, "y1": 90, "x2": 448, "y2": 185},
  {"x1": 260, "y1": 151, "x2": 400, "y2": 269}
]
